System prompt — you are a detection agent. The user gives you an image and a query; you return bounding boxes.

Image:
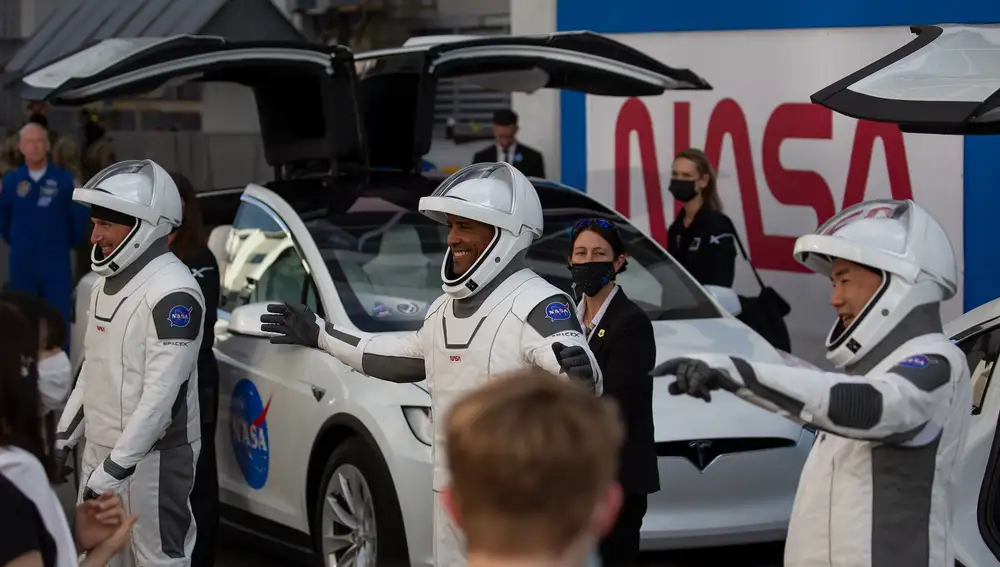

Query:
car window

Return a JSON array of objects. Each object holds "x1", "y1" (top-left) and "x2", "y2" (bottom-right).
[
  {"x1": 955, "y1": 327, "x2": 1000, "y2": 415},
  {"x1": 300, "y1": 199, "x2": 719, "y2": 333},
  {"x1": 221, "y1": 200, "x2": 321, "y2": 315}
]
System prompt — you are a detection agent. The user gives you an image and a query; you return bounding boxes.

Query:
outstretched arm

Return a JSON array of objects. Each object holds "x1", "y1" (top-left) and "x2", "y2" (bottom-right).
[
  {"x1": 519, "y1": 294, "x2": 602, "y2": 395},
  {"x1": 261, "y1": 302, "x2": 429, "y2": 383},
  {"x1": 658, "y1": 352, "x2": 959, "y2": 445}
]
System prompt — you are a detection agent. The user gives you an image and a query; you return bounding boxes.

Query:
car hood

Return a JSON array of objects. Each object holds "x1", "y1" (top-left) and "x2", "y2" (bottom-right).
[{"x1": 649, "y1": 317, "x2": 805, "y2": 443}]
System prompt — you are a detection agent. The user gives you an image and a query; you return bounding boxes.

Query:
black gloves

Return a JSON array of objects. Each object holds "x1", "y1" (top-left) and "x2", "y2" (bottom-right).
[
  {"x1": 259, "y1": 302, "x2": 321, "y2": 348},
  {"x1": 650, "y1": 357, "x2": 740, "y2": 402},
  {"x1": 552, "y1": 343, "x2": 595, "y2": 389}
]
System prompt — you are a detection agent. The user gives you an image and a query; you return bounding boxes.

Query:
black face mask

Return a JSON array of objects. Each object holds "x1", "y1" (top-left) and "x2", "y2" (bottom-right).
[
  {"x1": 569, "y1": 261, "x2": 616, "y2": 298},
  {"x1": 668, "y1": 179, "x2": 698, "y2": 202}
]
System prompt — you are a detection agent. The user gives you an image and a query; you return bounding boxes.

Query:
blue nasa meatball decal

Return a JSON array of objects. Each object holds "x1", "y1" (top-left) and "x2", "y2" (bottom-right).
[
  {"x1": 544, "y1": 301, "x2": 571, "y2": 322},
  {"x1": 168, "y1": 305, "x2": 193, "y2": 328},
  {"x1": 230, "y1": 379, "x2": 272, "y2": 489},
  {"x1": 898, "y1": 354, "x2": 930, "y2": 368}
]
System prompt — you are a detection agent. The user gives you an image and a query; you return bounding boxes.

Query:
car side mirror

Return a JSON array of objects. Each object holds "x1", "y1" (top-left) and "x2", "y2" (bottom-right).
[
  {"x1": 228, "y1": 302, "x2": 274, "y2": 338},
  {"x1": 704, "y1": 285, "x2": 742, "y2": 317}
]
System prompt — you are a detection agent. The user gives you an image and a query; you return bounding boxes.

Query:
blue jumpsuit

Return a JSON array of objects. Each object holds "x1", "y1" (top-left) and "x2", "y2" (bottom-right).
[{"x1": 0, "y1": 164, "x2": 89, "y2": 341}]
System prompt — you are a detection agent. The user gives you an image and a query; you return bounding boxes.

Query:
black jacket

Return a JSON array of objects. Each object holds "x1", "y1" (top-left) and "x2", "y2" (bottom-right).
[
  {"x1": 667, "y1": 206, "x2": 737, "y2": 288},
  {"x1": 588, "y1": 289, "x2": 660, "y2": 496},
  {"x1": 181, "y1": 245, "x2": 220, "y2": 429},
  {"x1": 473, "y1": 142, "x2": 546, "y2": 178}
]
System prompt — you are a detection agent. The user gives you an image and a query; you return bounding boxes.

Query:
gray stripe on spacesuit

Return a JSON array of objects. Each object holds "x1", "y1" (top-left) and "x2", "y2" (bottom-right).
[
  {"x1": 158, "y1": 442, "x2": 195, "y2": 559},
  {"x1": 324, "y1": 322, "x2": 360, "y2": 347},
  {"x1": 56, "y1": 407, "x2": 84, "y2": 440},
  {"x1": 103, "y1": 237, "x2": 170, "y2": 294},
  {"x1": 846, "y1": 304, "x2": 943, "y2": 376},
  {"x1": 730, "y1": 357, "x2": 805, "y2": 416},
  {"x1": 360, "y1": 354, "x2": 425, "y2": 383},
  {"x1": 452, "y1": 253, "x2": 526, "y2": 318},
  {"x1": 870, "y1": 430, "x2": 940, "y2": 567},
  {"x1": 102, "y1": 457, "x2": 136, "y2": 480},
  {"x1": 887, "y1": 355, "x2": 951, "y2": 392},
  {"x1": 154, "y1": 379, "x2": 191, "y2": 450},
  {"x1": 442, "y1": 317, "x2": 486, "y2": 349}
]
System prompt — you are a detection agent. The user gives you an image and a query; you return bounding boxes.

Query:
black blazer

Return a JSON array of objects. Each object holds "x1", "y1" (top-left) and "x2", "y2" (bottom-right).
[
  {"x1": 667, "y1": 206, "x2": 737, "y2": 288},
  {"x1": 473, "y1": 143, "x2": 546, "y2": 178},
  {"x1": 181, "y1": 245, "x2": 221, "y2": 431},
  {"x1": 588, "y1": 289, "x2": 660, "y2": 496}
]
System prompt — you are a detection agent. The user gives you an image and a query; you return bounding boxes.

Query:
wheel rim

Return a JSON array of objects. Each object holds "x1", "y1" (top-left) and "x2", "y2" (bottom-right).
[{"x1": 321, "y1": 464, "x2": 377, "y2": 567}]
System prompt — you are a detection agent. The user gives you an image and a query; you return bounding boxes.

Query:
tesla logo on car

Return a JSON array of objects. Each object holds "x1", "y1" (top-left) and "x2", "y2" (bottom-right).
[
  {"x1": 688, "y1": 440, "x2": 716, "y2": 472},
  {"x1": 230, "y1": 379, "x2": 272, "y2": 490}
]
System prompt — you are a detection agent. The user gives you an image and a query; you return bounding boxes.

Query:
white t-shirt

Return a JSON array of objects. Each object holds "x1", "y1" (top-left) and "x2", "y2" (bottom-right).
[{"x1": 0, "y1": 447, "x2": 77, "y2": 567}]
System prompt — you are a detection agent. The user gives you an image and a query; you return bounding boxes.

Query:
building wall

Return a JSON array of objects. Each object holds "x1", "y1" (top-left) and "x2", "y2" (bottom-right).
[
  {"x1": 509, "y1": 0, "x2": 558, "y2": 181},
  {"x1": 530, "y1": 0, "x2": 1000, "y2": 366}
]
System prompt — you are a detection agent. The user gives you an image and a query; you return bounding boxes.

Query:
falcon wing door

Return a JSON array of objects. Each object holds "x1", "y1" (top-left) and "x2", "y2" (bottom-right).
[
  {"x1": 19, "y1": 35, "x2": 364, "y2": 168},
  {"x1": 811, "y1": 24, "x2": 1000, "y2": 135},
  {"x1": 354, "y1": 31, "x2": 712, "y2": 171}
]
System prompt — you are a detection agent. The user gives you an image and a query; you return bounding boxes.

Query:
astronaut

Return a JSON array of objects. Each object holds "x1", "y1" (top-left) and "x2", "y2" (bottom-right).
[
  {"x1": 260, "y1": 162, "x2": 602, "y2": 567},
  {"x1": 653, "y1": 199, "x2": 970, "y2": 567},
  {"x1": 55, "y1": 159, "x2": 205, "y2": 567}
]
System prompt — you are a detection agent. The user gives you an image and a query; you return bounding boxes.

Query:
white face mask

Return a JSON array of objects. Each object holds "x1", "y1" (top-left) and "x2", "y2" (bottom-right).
[{"x1": 37, "y1": 351, "x2": 72, "y2": 413}]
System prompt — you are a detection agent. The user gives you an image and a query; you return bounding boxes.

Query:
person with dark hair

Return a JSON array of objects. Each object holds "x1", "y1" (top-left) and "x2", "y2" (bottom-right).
[
  {"x1": 568, "y1": 217, "x2": 659, "y2": 567},
  {"x1": 166, "y1": 171, "x2": 219, "y2": 567},
  {"x1": 666, "y1": 148, "x2": 737, "y2": 289},
  {"x1": 472, "y1": 109, "x2": 546, "y2": 178},
  {"x1": 0, "y1": 291, "x2": 71, "y2": 416},
  {"x1": 0, "y1": 300, "x2": 137, "y2": 567}
]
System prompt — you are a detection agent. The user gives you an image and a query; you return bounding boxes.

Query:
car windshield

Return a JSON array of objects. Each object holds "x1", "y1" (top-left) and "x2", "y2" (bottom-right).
[{"x1": 300, "y1": 184, "x2": 720, "y2": 333}]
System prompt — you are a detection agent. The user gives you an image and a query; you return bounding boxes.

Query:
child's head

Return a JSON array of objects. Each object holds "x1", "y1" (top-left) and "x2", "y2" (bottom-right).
[{"x1": 443, "y1": 370, "x2": 624, "y2": 561}]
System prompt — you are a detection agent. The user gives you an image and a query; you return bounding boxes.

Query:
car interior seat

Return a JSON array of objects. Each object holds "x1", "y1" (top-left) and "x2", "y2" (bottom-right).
[
  {"x1": 208, "y1": 224, "x2": 231, "y2": 283},
  {"x1": 361, "y1": 222, "x2": 437, "y2": 303}
]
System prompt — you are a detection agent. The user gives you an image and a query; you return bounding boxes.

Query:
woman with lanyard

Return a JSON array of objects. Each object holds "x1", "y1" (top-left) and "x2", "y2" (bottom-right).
[{"x1": 567, "y1": 217, "x2": 659, "y2": 567}]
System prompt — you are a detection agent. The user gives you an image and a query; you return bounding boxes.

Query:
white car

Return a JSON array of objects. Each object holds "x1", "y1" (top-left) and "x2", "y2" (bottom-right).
[
  {"x1": 48, "y1": 33, "x2": 815, "y2": 566},
  {"x1": 809, "y1": 23, "x2": 1000, "y2": 567}
]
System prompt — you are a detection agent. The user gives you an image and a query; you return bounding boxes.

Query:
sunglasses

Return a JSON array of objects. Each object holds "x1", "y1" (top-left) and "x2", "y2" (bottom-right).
[{"x1": 574, "y1": 218, "x2": 614, "y2": 230}]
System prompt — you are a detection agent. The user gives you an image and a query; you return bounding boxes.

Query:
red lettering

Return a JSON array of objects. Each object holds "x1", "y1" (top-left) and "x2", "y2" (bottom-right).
[
  {"x1": 611, "y1": 97, "x2": 915, "y2": 273},
  {"x1": 614, "y1": 97, "x2": 668, "y2": 247}
]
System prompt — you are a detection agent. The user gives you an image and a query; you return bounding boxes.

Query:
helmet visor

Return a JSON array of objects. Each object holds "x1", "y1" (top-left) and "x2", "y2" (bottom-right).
[
  {"x1": 815, "y1": 199, "x2": 911, "y2": 255},
  {"x1": 429, "y1": 162, "x2": 516, "y2": 214},
  {"x1": 82, "y1": 159, "x2": 158, "y2": 208}
]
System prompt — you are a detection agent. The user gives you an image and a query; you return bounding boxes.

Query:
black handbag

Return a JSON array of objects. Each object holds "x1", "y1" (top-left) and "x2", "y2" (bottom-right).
[{"x1": 726, "y1": 221, "x2": 793, "y2": 353}]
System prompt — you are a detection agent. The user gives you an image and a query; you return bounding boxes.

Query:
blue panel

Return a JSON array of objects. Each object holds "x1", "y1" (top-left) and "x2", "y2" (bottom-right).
[
  {"x1": 963, "y1": 136, "x2": 1000, "y2": 312},
  {"x1": 557, "y1": 0, "x2": 1000, "y2": 34},
  {"x1": 561, "y1": 90, "x2": 587, "y2": 192}
]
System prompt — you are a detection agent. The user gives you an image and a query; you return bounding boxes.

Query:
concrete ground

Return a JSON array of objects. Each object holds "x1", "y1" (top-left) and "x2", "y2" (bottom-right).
[{"x1": 55, "y1": 480, "x2": 782, "y2": 567}]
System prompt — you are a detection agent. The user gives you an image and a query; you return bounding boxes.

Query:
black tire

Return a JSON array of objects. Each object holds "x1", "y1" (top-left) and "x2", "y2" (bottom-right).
[{"x1": 312, "y1": 437, "x2": 409, "y2": 566}]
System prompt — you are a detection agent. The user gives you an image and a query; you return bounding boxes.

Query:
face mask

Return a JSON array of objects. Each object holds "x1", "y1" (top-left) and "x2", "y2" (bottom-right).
[
  {"x1": 668, "y1": 179, "x2": 698, "y2": 202},
  {"x1": 569, "y1": 261, "x2": 616, "y2": 298},
  {"x1": 37, "y1": 352, "x2": 71, "y2": 412}
]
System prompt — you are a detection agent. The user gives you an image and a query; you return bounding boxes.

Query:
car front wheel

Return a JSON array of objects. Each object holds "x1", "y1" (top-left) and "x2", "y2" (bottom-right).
[{"x1": 313, "y1": 437, "x2": 409, "y2": 567}]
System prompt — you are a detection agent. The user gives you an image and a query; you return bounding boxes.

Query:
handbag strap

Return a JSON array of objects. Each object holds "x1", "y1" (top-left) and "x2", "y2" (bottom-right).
[{"x1": 725, "y1": 217, "x2": 767, "y2": 291}]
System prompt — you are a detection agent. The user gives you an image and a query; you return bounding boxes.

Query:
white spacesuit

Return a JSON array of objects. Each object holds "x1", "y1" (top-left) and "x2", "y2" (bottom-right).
[
  {"x1": 55, "y1": 160, "x2": 205, "y2": 567},
  {"x1": 654, "y1": 199, "x2": 971, "y2": 567},
  {"x1": 261, "y1": 162, "x2": 602, "y2": 567}
]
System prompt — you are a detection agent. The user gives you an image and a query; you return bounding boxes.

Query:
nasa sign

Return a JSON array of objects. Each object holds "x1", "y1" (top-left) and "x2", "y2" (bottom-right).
[{"x1": 230, "y1": 379, "x2": 272, "y2": 490}]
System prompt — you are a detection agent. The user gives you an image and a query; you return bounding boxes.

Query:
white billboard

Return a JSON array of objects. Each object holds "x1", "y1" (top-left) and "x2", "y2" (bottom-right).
[{"x1": 584, "y1": 27, "x2": 965, "y2": 367}]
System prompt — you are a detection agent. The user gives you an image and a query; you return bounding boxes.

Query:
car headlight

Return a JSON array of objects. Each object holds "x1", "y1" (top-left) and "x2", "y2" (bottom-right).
[{"x1": 402, "y1": 406, "x2": 433, "y2": 446}]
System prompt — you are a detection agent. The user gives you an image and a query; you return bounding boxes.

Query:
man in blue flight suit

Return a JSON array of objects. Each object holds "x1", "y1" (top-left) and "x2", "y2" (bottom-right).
[{"x1": 0, "y1": 122, "x2": 89, "y2": 344}]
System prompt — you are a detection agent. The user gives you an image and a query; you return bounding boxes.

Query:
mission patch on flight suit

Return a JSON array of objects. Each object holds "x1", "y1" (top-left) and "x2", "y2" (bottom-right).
[
  {"x1": 526, "y1": 294, "x2": 584, "y2": 337},
  {"x1": 152, "y1": 291, "x2": 204, "y2": 341}
]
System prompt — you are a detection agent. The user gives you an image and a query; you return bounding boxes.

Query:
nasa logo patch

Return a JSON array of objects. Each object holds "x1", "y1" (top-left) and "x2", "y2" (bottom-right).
[
  {"x1": 544, "y1": 301, "x2": 571, "y2": 322},
  {"x1": 168, "y1": 305, "x2": 193, "y2": 327},
  {"x1": 898, "y1": 354, "x2": 930, "y2": 368},
  {"x1": 16, "y1": 181, "x2": 30, "y2": 197},
  {"x1": 230, "y1": 379, "x2": 271, "y2": 489}
]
